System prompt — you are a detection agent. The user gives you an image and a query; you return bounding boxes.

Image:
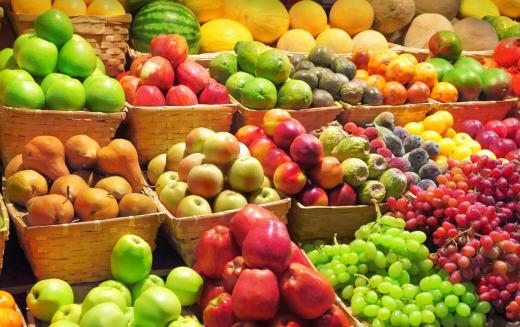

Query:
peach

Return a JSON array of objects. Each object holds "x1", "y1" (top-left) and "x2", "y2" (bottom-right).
[
  {"x1": 328, "y1": 183, "x2": 357, "y2": 206},
  {"x1": 187, "y1": 164, "x2": 224, "y2": 199},
  {"x1": 235, "y1": 125, "x2": 265, "y2": 146},
  {"x1": 309, "y1": 156, "x2": 344, "y2": 190},
  {"x1": 290, "y1": 134, "x2": 323, "y2": 168},
  {"x1": 273, "y1": 119, "x2": 306, "y2": 150},
  {"x1": 249, "y1": 136, "x2": 277, "y2": 163},
  {"x1": 262, "y1": 148, "x2": 292, "y2": 178},
  {"x1": 273, "y1": 162, "x2": 307, "y2": 195},
  {"x1": 185, "y1": 127, "x2": 215, "y2": 154},
  {"x1": 262, "y1": 109, "x2": 292, "y2": 137},
  {"x1": 203, "y1": 132, "x2": 240, "y2": 165},
  {"x1": 297, "y1": 185, "x2": 328, "y2": 206},
  {"x1": 178, "y1": 153, "x2": 206, "y2": 181}
]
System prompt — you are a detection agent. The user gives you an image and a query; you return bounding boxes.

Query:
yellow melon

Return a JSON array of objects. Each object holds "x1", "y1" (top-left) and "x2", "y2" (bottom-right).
[
  {"x1": 87, "y1": 0, "x2": 126, "y2": 16},
  {"x1": 277, "y1": 29, "x2": 316, "y2": 52},
  {"x1": 237, "y1": 0, "x2": 290, "y2": 44},
  {"x1": 200, "y1": 19, "x2": 253, "y2": 53},
  {"x1": 352, "y1": 29, "x2": 388, "y2": 51},
  {"x1": 12, "y1": 0, "x2": 52, "y2": 14},
  {"x1": 224, "y1": 0, "x2": 246, "y2": 20},
  {"x1": 53, "y1": 0, "x2": 87, "y2": 16},
  {"x1": 492, "y1": 0, "x2": 520, "y2": 18},
  {"x1": 289, "y1": 1, "x2": 328, "y2": 37},
  {"x1": 316, "y1": 28, "x2": 353, "y2": 54},
  {"x1": 330, "y1": 0, "x2": 374, "y2": 36},
  {"x1": 178, "y1": 0, "x2": 225, "y2": 23}
]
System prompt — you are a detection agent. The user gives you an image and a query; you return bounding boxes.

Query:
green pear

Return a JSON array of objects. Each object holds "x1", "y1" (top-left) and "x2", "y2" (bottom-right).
[
  {"x1": 81, "y1": 286, "x2": 127, "y2": 316},
  {"x1": 27, "y1": 279, "x2": 74, "y2": 322},
  {"x1": 111, "y1": 235, "x2": 152, "y2": 284},
  {"x1": 79, "y1": 302, "x2": 127, "y2": 327},
  {"x1": 131, "y1": 275, "x2": 165, "y2": 304},
  {"x1": 99, "y1": 280, "x2": 132, "y2": 307},
  {"x1": 50, "y1": 320, "x2": 79, "y2": 327},
  {"x1": 168, "y1": 316, "x2": 202, "y2": 327},
  {"x1": 165, "y1": 267, "x2": 204, "y2": 306},
  {"x1": 51, "y1": 304, "x2": 82, "y2": 324},
  {"x1": 133, "y1": 287, "x2": 181, "y2": 327},
  {"x1": 125, "y1": 307, "x2": 134, "y2": 324}
]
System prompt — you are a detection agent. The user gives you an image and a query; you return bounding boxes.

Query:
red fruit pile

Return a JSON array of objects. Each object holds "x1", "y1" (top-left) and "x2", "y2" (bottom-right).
[
  {"x1": 119, "y1": 34, "x2": 230, "y2": 107},
  {"x1": 194, "y1": 204, "x2": 349, "y2": 327},
  {"x1": 493, "y1": 37, "x2": 520, "y2": 97}
]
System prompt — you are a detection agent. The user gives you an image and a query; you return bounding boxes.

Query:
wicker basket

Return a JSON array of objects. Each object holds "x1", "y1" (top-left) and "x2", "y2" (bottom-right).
[
  {"x1": 0, "y1": 105, "x2": 126, "y2": 165},
  {"x1": 289, "y1": 200, "x2": 388, "y2": 242},
  {"x1": 126, "y1": 103, "x2": 237, "y2": 163},
  {"x1": 233, "y1": 99, "x2": 343, "y2": 133},
  {"x1": 390, "y1": 45, "x2": 493, "y2": 62},
  {"x1": 9, "y1": 12, "x2": 131, "y2": 76},
  {"x1": 3, "y1": 180, "x2": 164, "y2": 284},
  {"x1": 430, "y1": 98, "x2": 518, "y2": 130},
  {"x1": 0, "y1": 193, "x2": 9, "y2": 277},
  {"x1": 128, "y1": 47, "x2": 231, "y2": 68},
  {"x1": 340, "y1": 101, "x2": 434, "y2": 127}
]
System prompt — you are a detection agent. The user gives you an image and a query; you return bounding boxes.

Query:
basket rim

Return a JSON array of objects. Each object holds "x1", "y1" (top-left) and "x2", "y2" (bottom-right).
[
  {"x1": 231, "y1": 96, "x2": 343, "y2": 114},
  {"x1": 340, "y1": 100, "x2": 435, "y2": 110},
  {"x1": 1, "y1": 104, "x2": 127, "y2": 119},
  {"x1": 0, "y1": 193, "x2": 9, "y2": 239},
  {"x1": 10, "y1": 11, "x2": 132, "y2": 21},
  {"x1": 431, "y1": 97, "x2": 518, "y2": 108},
  {"x1": 293, "y1": 198, "x2": 387, "y2": 210},
  {"x1": 126, "y1": 102, "x2": 238, "y2": 112}
]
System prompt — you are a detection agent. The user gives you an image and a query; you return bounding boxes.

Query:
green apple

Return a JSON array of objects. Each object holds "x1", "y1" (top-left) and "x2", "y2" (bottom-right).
[
  {"x1": 159, "y1": 181, "x2": 188, "y2": 214},
  {"x1": 147, "y1": 154, "x2": 167, "y2": 186},
  {"x1": 83, "y1": 74, "x2": 106, "y2": 90},
  {"x1": 46, "y1": 78, "x2": 86, "y2": 111},
  {"x1": 228, "y1": 156, "x2": 264, "y2": 192},
  {"x1": 261, "y1": 176, "x2": 272, "y2": 188},
  {"x1": 213, "y1": 190, "x2": 247, "y2": 212},
  {"x1": 84, "y1": 75, "x2": 125, "y2": 113},
  {"x1": 249, "y1": 187, "x2": 281, "y2": 204},
  {"x1": 96, "y1": 57, "x2": 106, "y2": 74},
  {"x1": 13, "y1": 33, "x2": 34, "y2": 57},
  {"x1": 166, "y1": 143, "x2": 187, "y2": 171},
  {"x1": 51, "y1": 304, "x2": 82, "y2": 324},
  {"x1": 79, "y1": 302, "x2": 127, "y2": 327},
  {"x1": 40, "y1": 73, "x2": 70, "y2": 94},
  {"x1": 0, "y1": 48, "x2": 18, "y2": 70},
  {"x1": 16, "y1": 36, "x2": 58, "y2": 77},
  {"x1": 111, "y1": 234, "x2": 153, "y2": 284},
  {"x1": 133, "y1": 287, "x2": 181, "y2": 327},
  {"x1": 99, "y1": 280, "x2": 132, "y2": 307},
  {"x1": 50, "y1": 320, "x2": 79, "y2": 327},
  {"x1": 58, "y1": 35, "x2": 96, "y2": 78},
  {"x1": 0, "y1": 69, "x2": 34, "y2": 103},
  {"x1": 168, "y1": 316, "x2": 202, "y2": 327},
  {"x1": 4, "y1": 80, "x2": 45, "y2": 109},
  {"x1": 35, "y1": 9, "x2": 73, "y2": 47},
  {"x1": 125, "y1": 307, "x2": 134, "y2": 324},
  {"x1": 81, "y1": 286, "x2": 127, "y2": 316},
  {"x1": 175, "y1": 195, "x2": 212, "y2": 218},
  {"x1": 26, "y1": 279, "x2": 74, "y2": 322},
  {"x1": 156, "y1": 171, "x2": 180, "y2": 194},
  {"x1": 165, "y1": 267, "x2": 203, "y2": 306},
  {"x1": 131, "y1": 274, "x2": 165, "y2": 304}
]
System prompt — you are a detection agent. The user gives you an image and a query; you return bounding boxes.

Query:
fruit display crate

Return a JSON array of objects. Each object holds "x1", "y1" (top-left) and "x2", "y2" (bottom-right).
[
  {"x1": 0, "y1": 105, "x2": 126, "y2": 166},
  {"x1": 2, "y1": 179, "x2": 164, "y2": 284},
  {"x1": 390, "y1": 45, "x2": 494, "y2": 62},
  {"x1": 429, "y1": 98, "x2": 518, "y2": 131},
  {"x1": 289, "y1": 200, "x2": 388, "y2": 242},
  {"x1": 126, "y1": 103, "x2": 237, "y2": 163},
  {"x1": 339, "y1": 101, "x2": 434, "y2": 127},
  {"x1": 0, "y1": 192, "x2": 9, "y2": 277},
  {"x1": 128, "y1": 46, "x2": 232, "y2": 68},
  {"x1": 8, "y1": 12, "x2": 132, "y2": 76}
]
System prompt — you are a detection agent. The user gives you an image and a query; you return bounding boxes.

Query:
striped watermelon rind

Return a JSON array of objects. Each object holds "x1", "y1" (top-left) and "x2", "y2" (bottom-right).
[{"x1": 130, "y1": 1, "x2": 201, "y2": 55}]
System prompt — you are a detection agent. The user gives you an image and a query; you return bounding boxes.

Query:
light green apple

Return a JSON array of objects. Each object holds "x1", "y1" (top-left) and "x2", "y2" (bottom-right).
[
  {"x1": 51, "y1": 304, "x2": 82, "y2": 324},
  {"x1": 249, "y1": 187, "x2": 281, "y2": 204},
  {"x1": 131, "y1": 275, "x2": 165, "y2": 304},
  {"x1": 228, "y1": 156, "x2": 264, "y2": 192},
  {"x1": 166, "y1": 142, "x2": 187, "y2": 171},
  {"x1": 27, "y1": 279, "x2": 74, "y2": 322},
  {"x1": 81, "y1": 286, "x2": 127, "y2": 316},
  {"x1": 125, "y1": 307, "x2": 134, "y2": 324},
  {"x1": 165, "y1": 267, "x2": 204, "y2": 306},
  {"x1": 50, "y1": 320, "x2": 79, "y2": 327},
  {"x1": 99, "y1": 280, "x2": 132, "y2": 307},
  {"x1": 168, "y1": 316, "x2": 202, "y2": 327},
  {"x1": 156, "y1": 171, "x2": 180, "y2": 194},
  {"x1": 213, "y1": 190, "x2": 248, "y2": 212},
  {"x1": 111, "y1": 234, "x2": 153, "y2": 284},
  {"x1": 159, "y1": 181, "x2": 188, "y2": 214},
  {"x1": 79, "y1": 302, "x2": 127, "y2": 327},
  {"x1": 133, "y1": 287, "x2": 181, "y2": 327},
  {"x1": 175, "y1": 195, "x2": 212, "y2": 218}
]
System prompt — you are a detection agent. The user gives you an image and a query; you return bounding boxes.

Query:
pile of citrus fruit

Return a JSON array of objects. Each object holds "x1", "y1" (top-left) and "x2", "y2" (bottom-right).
[
  {"x1": 0, "y1": 290, "x2": 23, "y2": 327},
  {"x1": 12, "y1": 0, "x2": 126, "y2": 16}
]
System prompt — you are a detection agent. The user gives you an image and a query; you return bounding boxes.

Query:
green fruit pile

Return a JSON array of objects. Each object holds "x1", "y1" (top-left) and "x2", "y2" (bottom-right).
[
  {"x1": 0, "y1": 9, "x2": 125, "y2": 113},
  {"x1": 209, "y1": 41, "x2": 313, "y2": 110},
  {"x1": 27, "y1": 234, "x2": 203, "y2": 326}
]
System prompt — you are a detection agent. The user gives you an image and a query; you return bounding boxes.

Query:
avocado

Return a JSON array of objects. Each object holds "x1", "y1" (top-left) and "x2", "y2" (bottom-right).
[
  {"x1": 340, "y1": 81, "x2": 364, "y2": 105},
  {"x1": 362, "y1": 86, "x2": 384, "y2": 105},
  {"x1": 332, "y1": 57, "x2": 357, "y2": 80},
  {"x1": 312, "y1": 89, "x2": 335, "y2": 107},
  {"x1": 308, "y1": 45, "x2": 336, "y2": 67},
  {"x1": 292, "y1": 70, "x2": 319, "y2": 89},
  {"x1": 295, "y1": 60, "x2": 315, "y2": 72},
  {"x1": 291, "y1": 54, "x2": 307, "y2": 67},
  {"x1": 319, "y1": 73, "x2": 349, "y2": 98},
  {"x1": 351, "y1": 78, "x2": 369, "y2": 91},
  {"x1": 373, "y1": 112, "x2": 395, "y2": 130}
]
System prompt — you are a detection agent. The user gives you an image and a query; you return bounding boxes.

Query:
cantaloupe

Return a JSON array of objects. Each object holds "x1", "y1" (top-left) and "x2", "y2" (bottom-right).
[
  {"x1": 404, "y1": 14, "x2": 453, "y2": 48},
  {"x1": 414, "y1": 0, "x2": 461, "y2": 20},
  {"x1": 492, "y1": 0, "x2": 520, "y2": 18},
  {"x1": 352, "y1": 30, "x2": 388, "y2": 51},
  {"x1": 316, "y1": 28, "x2": 353, "y2": 54},
  {"x1": 329, "y1": 0, "x2": 374, "y2": 36},
  {"x1": 368, "y1": 0, "x2": 415, "y2": 34},
  {"x1": 277, "y1": 29, "x2": 316, "y2": 52},
  {"x1": 453, "y1": 18, "x2": 499, "y2": 50},
  {"x1": 289, "y1": 1, "x2": 328, "y2": 37},
  {"x1": 237, "y1": 0, "x2": 289, "y2": 44}
]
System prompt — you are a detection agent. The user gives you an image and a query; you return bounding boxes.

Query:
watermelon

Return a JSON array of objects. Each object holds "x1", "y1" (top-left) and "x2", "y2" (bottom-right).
[
  {"x1": 130, "y1": 1, "x2": 201, "y2": 54},
  {"x1": 120, "y1": 0, "x2": 150, "y2": 13}
]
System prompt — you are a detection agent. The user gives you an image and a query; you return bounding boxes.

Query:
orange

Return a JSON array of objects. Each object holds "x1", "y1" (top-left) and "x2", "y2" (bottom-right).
[
  {"x1": 430, "y1": 82, "x2": 458, "y2": 103},
  {"x1": 433, "y1": 110, "x2": 454, "y2": 129},
  {"x1": 404, "y1": 122, "x2": 424, "y2": 135},
  {"x1": 12, "y1": 0, "x2": 51, "y2": 14},
  {"x1": 382, "y1": 81, "x2": 407, "y2": 105},
  {"x1": 367, "y1": 50, "x2": 398, "y2": 76},
  {"x1": 289, "y1": 1, "x2": 328, "y2": 37},
  {"x1": 355, "y1": 69, "x2": 370, "y2": 81},
  {"x1": 366, "y1": 74, "x2": 386, "y2": 90},
  {"x1": 435, "y1": 155, "x2": 448, "y2": 166},
  {"x1": 421, "y1": 130, "x2": 442, "y2": 143},
  {"x1": 452, "y1": 146, "x2": 473, "y2": 161},
  {"x1": 443, "y1": 128, "x2": 457, "y2": 138},
  {"x1": 0, "y1": 308, "x2": 22, "y2": 327},
  {"x1": 53, "y1": 0, "x2": 87, "y2": 15},
  {"x1": 87, "y1": 0, "x2": 126, "y2": 16},
  {"x1": 412, "y1": 62, "x2": 438, "y2": 90},
  {"x1": 423, "y1": 114, "x2": 447, "y2": 135},
  {"x1": 397, "y1": 53, "x2": 418, "y2": 66},
  {"x1": 385, "y1": 58, "x2": 415, "y2": 85},
  {"x1": 0, "y1": 291, "x2": 15, "y2": 309},
  {"x1": 439, "y1": 138, "x2": 456, "y2": 157},
  {"x1": 453, "y1": 132, "x2": 473, "y2": 145}
]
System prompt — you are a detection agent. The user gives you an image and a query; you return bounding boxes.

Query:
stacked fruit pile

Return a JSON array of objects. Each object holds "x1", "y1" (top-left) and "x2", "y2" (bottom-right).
[
  {"x1": 28, "y1": 234, "x2": 203, "y2": 326},
  {"x1": 122, "y1": 34, "x2": 230, "y2": 107},
  {"x1": 194, "y1": 204, "x2": 349, "y2": 326},
  {"x1": 495, "y1": 37, "x2": 520, "y2": 98},
  {"x1": 0, "y1": 10, "x2": 125, "y2": 112},
  {"x1": 387, "y1": 155, "x2": 520, "y2": 320},
  {"x1": 147, "y1": 128, "x2": 281, "y2": 218},
  {"x1": 12, "y1": 0, "x2": 126, "y2": 16},
  {"x1": 0, "y1": 291, "x2": 24, "y2": 327},
  {"x1": 4, "y1": 136, "x2": 155, "y2": 226}
]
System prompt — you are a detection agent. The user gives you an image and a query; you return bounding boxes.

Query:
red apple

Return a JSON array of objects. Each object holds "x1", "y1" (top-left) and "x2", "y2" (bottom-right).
[
  {"x1": 140, "y1": 56, "x2": 174, "y2": 90},
  {"x1": 203, "y1": 132, "x2": 240, "y2": 165},
  {"x1": 515, "y1": 129, "x2": 520, "y2": 147},
  {"x1": 476, "y1": 130, "x2": 500, "y2": 149},
  {"x1": 328, "y1": 183, "x2": 356, "y2": 206},
  {"x1": 229, "y1": 204, "x2": 279, "y2": 247},
  {"x1": 150, "y1": 34, "x2": 188, "y2": 68},
  {"x1": 273, "y1": 119, "x2": 307, "y2": 150},
  {"x1": 263, "y1": 109, "x2": 292, "y2": 137},
  {"x1": 309, "y1": 156, "x2": 344, "y2": 190},
  {"x1": 263, "y1": 148, "x2": 293, "y2": 178},
  {"x1": 312, "y1": 305, "x2": 351, "y2": 327},
  {"x1": 199, "y1": 280, "x2": 225, "y2": 312},
  {"x1": 290, "y1": 134, "x2": 324, "y2": 167},
  {"x1": 130, "y1": 54, "x2": 150, "y2": 77},
  {"x1": 235, "y1": 125, "x2": 265, "y2": 146},
  {"x1": 506, "y1": 148, "x2": 520, "y2": 161},
  {"x1": 195, "y1": 225, "x2": 239, "y2": 279},
  {"x1": 199, "y1": 81, "x2": 230, "y2": 104},
  {"x1": 249, "y1": 136, "x2": 277, "y2": 163},
  {"x1": 178, "y1": 153, "x2": 205, "y2": 181},
  {"x1": 223, "y1": 256, "x2": 246, "y2": 293},
  {"x1": 493, "y1": 37, "x2": 520, "y2": 68},
  {"x1": 116, "y1": 71, "x2": 131, "y2": 81},
  {"x1": 297, "y1": 184, "x2": 328, "y2": 206},
  {"x1": 133, "y1": 85, "x2": 165, "y2": 107},
  {"x1": 232, "y1": 269, "x2": 279, "y2": 321},
  {"x1": 177, "y1": 60, "x2": 210, "y2": 94},
  {"x1": 460, "y1": 119, "x2": 483, "y2": 139},
  {"x1": 120, "y1": 75, "x2": 141, "y2": 104},
  {"x1": 166, "y1": 85, "x2": 198, "y2": 106},
  {"x1": 268, "y1": 311, "x2": 307, "y2": 327},
  {"x1": 273, "y1": 162, "x2": 307, "y2": 195},
  {"x1": 489, "y1": 138, "x2": 517, "y2": 158},
  {"x1": 503, "y1": 117, "x2": 520, "y2": 139},
  {"x1": 484, "y1": 120, "x2": 508, "y2": 138},
  {"x1": 185, "y1": 127, "x2": 216, "y2": 154},
  {"x1": 288, "y1": 242, "x2": 312, "y2": 268}
]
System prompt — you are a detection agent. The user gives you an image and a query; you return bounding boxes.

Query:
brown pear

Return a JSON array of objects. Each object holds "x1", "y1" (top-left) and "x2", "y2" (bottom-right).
[
  {"x1": 64, "y1": 135, "x2": 100, "y2": 170},
  {"x1": 5, "y1": 170, "x2": 48, "y2": 207},
  {"x1": 119, "y1": 193, "x2": 157, "y2": 217},
  {"x1": 22, "y1": 136, "x2": 70, "y2": 181},
  {"x1": 50, "y1": 175, "x2": 90, "y2": 203},
  {"x1": 4, "y1": 154, "x2": 24, "y2": 179},
  {"x1": 74, "y1": 188, "x2": 119, "y2": 221},
  {"x1": 27, "y1": 194, "x2": 74, "y2": 226},
  {"x1": 95, "y1": 176, "x2": 133, "y2": 201},
  {"x1": 73, "y1": 170, "x2": 100, "y2": 187}
]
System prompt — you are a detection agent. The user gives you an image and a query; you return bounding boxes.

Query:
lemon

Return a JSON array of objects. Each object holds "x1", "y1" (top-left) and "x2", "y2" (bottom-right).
[
  {"x1": 467, "y1": 140, "x2": 482, "y2": 153},
  {"x1": 452, "y1": 132, "x2": 472, "y2": 145},
  {"x1": 443, "y1": 127, "x2": 457, "y2": 138},
  {"x1": 477, "y1": 149, "x2": 497, "y2": 159},
  {"x1": 423, "y1": 114, "x2": 447, "y2": 135},
  {"x1": 316, "y1": 28, "x2": 353, "y2": 54},
  {"x1": 289, "y1": 0, "x2": 328, "y2": 37},
  {"x1": 439, "y1": 138, "x2": 456, "y2": 157},
  {"x1": 435, "y1": 155, "x2": 448, "y2": 166},
  {"x1": 421, "y1": 130, "x2": 442, "y2": 143},
  {"x1": 433, "y1": 110, "x2": 454, "y2": 129},
  {"x1": 404, "y1": 122, "x2": 424, "y2": 135},
  {"x1": 452, "y1": 146, "x2": 473, "y2": 161},
  {"x1": 200, "y1": 19, "x2": 253, "y2": 53},
  {"x1": 277, "y1": 29, "x2": 316, "y2": 53}
]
